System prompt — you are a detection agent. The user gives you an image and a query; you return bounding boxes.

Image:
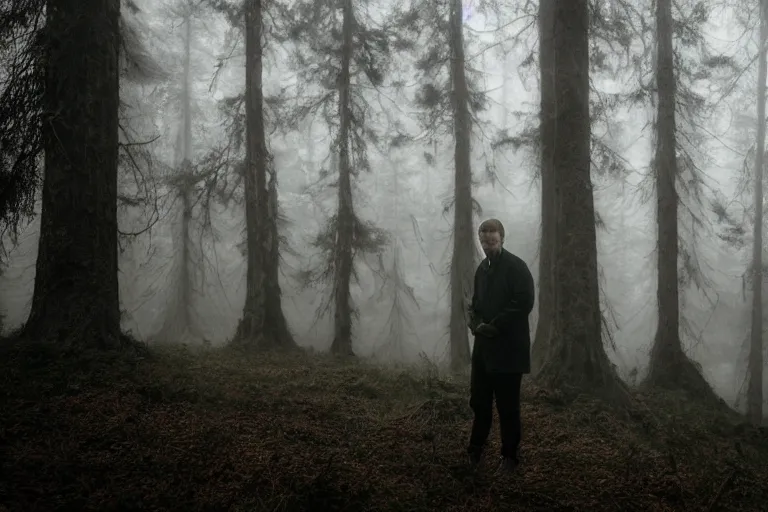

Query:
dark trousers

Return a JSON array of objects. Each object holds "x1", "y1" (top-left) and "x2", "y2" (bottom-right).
[{"x1": 467, "y1": 356, "x2": 523, "y2": 460}]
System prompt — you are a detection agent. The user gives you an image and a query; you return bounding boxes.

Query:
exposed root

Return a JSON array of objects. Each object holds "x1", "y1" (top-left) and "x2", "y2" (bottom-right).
[
  {"x1": 230, "y1": 302, "x2": 298, "y2": 352},
  {"x1": 644, "y1": 342, "x2": 722, "y2": 408},
  {"x1": 536, "y1": 331, "x2": 631, "y2": 409}
]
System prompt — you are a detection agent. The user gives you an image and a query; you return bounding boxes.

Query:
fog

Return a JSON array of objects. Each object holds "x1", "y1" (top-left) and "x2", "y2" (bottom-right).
[{"x1": 0, "y1": 0, "x2": 764, "y2": 411}]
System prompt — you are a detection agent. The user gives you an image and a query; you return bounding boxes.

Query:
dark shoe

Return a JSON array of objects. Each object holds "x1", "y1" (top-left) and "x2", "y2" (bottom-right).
[
  {"x1": 467, "y1": 446, "x2": 483, "y2": 467},
  {"x1": 496, "y1": 456, "x2": 518, "y2": 474}
]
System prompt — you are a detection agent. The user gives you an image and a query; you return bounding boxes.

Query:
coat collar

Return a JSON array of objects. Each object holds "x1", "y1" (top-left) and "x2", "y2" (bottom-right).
[{"x1": 484, "y1": 247, "x2": 504, "y2": 268}]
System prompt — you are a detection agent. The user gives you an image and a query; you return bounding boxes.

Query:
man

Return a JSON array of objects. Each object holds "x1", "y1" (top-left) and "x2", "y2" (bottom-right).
[{"x1": 467, "y1": 218, "x2": 535, "y2": 473}]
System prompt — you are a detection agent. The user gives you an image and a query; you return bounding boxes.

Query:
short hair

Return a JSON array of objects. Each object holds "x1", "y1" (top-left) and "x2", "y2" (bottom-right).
[{"x1": 479, "y1": 218, "x2": 505, "y2": 241}]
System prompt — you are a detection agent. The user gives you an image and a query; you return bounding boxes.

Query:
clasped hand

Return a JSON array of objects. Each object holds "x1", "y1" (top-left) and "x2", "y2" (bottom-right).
[{"x1": 474, "y1": 322, "x2": 499, "y2": 337}]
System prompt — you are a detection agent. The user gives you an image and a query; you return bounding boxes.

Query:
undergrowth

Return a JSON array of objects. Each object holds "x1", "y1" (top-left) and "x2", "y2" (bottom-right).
[{"x1": 1, "y1": 340, "x2": 767, "y2": 511}]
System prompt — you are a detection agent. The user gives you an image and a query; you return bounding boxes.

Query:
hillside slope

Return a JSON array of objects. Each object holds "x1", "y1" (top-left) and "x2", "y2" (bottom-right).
[{"x1": 1, "y1": 342, "x2": 767, "y2": 511}]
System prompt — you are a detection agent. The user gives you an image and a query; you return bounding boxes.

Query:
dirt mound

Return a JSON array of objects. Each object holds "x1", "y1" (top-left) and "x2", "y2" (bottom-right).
[{"x1": 1, "y1": 342, "x2": 767, "y2": 511}]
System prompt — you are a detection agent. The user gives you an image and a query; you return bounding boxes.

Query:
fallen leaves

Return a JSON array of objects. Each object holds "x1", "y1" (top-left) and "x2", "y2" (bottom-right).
[{"x1": 0, "y1": 344, "x2": 766, "y2": 511}]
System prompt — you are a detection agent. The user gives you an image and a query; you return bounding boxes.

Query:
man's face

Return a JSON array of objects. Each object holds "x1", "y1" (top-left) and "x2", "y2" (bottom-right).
[{"x1": 479, "y1": 225, "x2": 502, "y2": 255}]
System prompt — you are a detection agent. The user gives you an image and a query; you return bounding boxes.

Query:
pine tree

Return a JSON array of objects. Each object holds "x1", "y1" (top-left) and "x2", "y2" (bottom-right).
[
  {"x1": 371, "y1": 139, "x2": 420, "y2": 362},
  {"x1": 746, "y1": 0, "x2": 767, "y2": 424},
  {"x1": 206, "y1": 0, "x2": 298, "y2": 349},
  {"x1": 535, "y1": 0, "x2": 626, "y2": 401},
  {"x1": 155, "y1": 0, "x2": 207, "y2": 344},
  {"x1": 640, "y1": 0, "x2": 732, "y2": 402},
  {"x1": 497, "y1": 1, "x2": 637, "y2": 375},
  {"x1": 394, "y1": 0, "x2": 490, "y2": 371},
  {"x1": 1, "y1": 1, "x2": 167, "y2": 347},
  {"x1": 279, "y1": 0, "x2": 391, "y2": 355},
  {"x1": 23, "y1": 0, "x2": 123, "y2": 347}
]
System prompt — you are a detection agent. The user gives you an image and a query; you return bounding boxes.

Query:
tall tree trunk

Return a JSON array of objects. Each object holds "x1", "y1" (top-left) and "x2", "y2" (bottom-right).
[
  {"x1": 234, "y1": 0, "x2": 295, "y2": 349},
  {"x1": 179, "y1": 174, "x2": 193, "y2": 327},
  {"x1": 24, "y1": 0, "x2": 122, "y2": 347},
  {"x1": 159, "y1": 7, "x2": 196, "y2": 342},
  {"x1": 234, "y1": 0, "x2": 270, "y2": 346},
  {"x1": 264, "y1": 164, "x2": 296, "y2": 348},
  {"x1": 531, "y1": 0, "x2": 556, "y2": 375},
  {"x1": 180, "y1": 9, "x2": 193, "y2": 166},
  {"x1": 329, "y1": 0, "x2": 355, "y2": 356},
  {"x1": 536, "y1": 0, "x2": 623, "y2": 400},
  {"x1": 748, "y1": 0, "x2": 767, "y2": 425},
  {"x1": 448, "y1": 0, "x2": 473, "y2": 372},
  {"x1": 644, "y1": 0, "x2": 716, "y2": 398}
]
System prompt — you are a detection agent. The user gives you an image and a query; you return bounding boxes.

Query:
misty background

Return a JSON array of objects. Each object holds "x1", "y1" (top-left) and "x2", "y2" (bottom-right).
[{"x1": 0, "y1": 0, "x2": 762, "y2": 409}]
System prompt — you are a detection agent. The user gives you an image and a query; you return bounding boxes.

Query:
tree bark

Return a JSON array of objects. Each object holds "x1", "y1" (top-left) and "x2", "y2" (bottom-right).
[
  {"x1": 747, "y1": 0, "x2": 767, "y2": 425},
  {"x1": 234, "y1": 0, "x2": 270, "y2": 347},
  {"x1": 448, "y1": 0, "x2": 473, "y2": 372},
  {"x1": 179, "y1": 12, "x2": 195, "y2": 337},
  {"x1": 180, "y1": 7, "x2": 193, "y2": 167},
  {"x1": 643, "y1": 0, "x2": 717, "y2": 400},
  {"x1": 234, "y1": 0, "x2": 295, "y2": 350},
  {"x1": 23, "y1": 0, "x2": 122, "y2": 348},
  {"x1": 531, "y1": 0, "x2": 556, "y2": 376},
  {"x1": 329, "y1": 0, "x2": 356, "y2": 356},
  {"x1": 264, "y1": 163, "x2": 296, "y2": 348},
  {"x1": 536, "y1": 0, "x2": 624, "y2": 401}
]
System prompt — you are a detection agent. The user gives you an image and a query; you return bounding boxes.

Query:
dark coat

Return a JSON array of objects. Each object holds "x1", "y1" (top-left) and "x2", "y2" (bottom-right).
[{"x1": 468, "y1": 248, "x2": 535, "y2": 374}]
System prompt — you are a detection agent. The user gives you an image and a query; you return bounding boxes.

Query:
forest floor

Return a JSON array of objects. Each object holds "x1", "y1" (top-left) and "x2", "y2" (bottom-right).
[{"x1": 1, "y1": 341, "x2": 768, "y2": 512}]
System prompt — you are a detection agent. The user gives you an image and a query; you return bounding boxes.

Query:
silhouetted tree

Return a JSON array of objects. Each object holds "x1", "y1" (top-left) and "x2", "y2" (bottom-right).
[
  {"x1": 278, "y1": 0, "x2": 392, "y2": 355},
  {"x1": 535, "y1": 0, "x2": 626, "y2": 401},
  {"x1": 155, "y1": 0, "x2": 207, "y2": 344},
  {"x1": 23, "y1": 0, "x2": 123, "y2": 347},
  {"x1": 203, "y1": 0, "x2": 298, "y2": 349},
  {"x1": 395, "y1": 0, "x2": 491, "y2": 371},
  {"x1": 230, "y1": 0, "x2": 297, "y2": 348},
  {"x1": 640, "y1": 0, "x2": 727, "y2": 404},
  {"x1": 746, "y1": 0, "x2": 767, "y2": 424}
]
